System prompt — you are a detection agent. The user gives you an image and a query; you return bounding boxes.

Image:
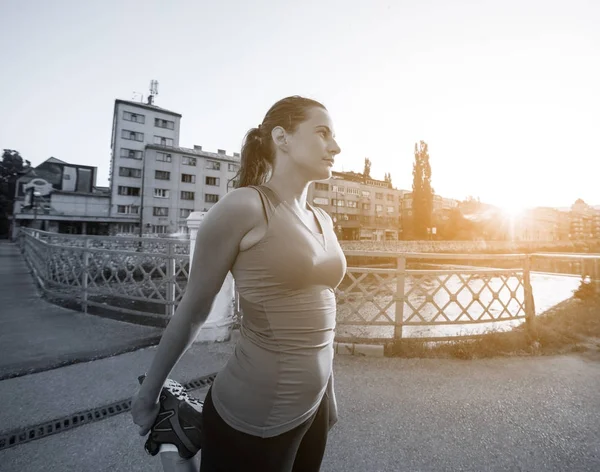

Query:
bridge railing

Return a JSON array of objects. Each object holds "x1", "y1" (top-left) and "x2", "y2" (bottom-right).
[{"x1": 17, "y1": 229, "x2": 599, "y2": 343}]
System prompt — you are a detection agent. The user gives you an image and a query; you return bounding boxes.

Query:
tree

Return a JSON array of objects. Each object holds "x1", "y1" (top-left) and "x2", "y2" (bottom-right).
[
  {"x1": 363, "y1": 158, "x2": 371, "y2": 179},
  {"x1": 411, "y1": 141, "x2": 434, "y2": 239},
  {"x1": 0, "y1": 150, "x2": 31, "y2": 236}
]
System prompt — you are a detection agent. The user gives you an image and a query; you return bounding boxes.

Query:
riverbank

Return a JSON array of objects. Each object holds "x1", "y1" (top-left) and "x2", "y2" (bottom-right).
[{"x1": 391, "y1": 293, "x2": 600, "y2": 360}]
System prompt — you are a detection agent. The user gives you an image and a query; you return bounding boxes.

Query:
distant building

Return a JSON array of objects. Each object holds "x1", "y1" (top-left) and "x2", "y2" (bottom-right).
[
  {"x1": 107, "y1": 97, "x2": 241, "y2": 235},
  {"x1": 109, "y1": 98, "x2": 183, "y2": 234},
  {"x1": 307, "y1": 171, "x2": 410, "y2": 241},
  {"x1": 11, "y1": 157, "x2": 116, "y2": 237},
  {"x1": 569, "y1": 199, "x2": 600, "y2": 240},
  {"x1": 140, "y1": 145, "x2": 240, "y2": 235}
]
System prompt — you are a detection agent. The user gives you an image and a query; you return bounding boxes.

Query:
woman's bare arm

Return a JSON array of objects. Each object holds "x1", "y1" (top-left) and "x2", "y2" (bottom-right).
[{"x1": 136, "y1": 187, "x2": 263, "y2": 403}]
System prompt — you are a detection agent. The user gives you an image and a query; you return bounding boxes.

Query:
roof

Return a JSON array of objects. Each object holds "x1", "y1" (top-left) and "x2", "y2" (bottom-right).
[
  {"x1": 115, "y1": 99, "x2": 182, "y2": 118},
  {"x1": 146, "y1": 144, "x2": 241, "y2": 163},
  {"x1": 46, "y1": 157, "x2": 68, "y2": 165}
]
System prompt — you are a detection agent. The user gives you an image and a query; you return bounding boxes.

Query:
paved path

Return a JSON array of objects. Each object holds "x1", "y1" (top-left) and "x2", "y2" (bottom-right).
[
  {"x1": 0, "y1": 241, "x2": 163, "y2": 379},
  {"x1": 1, "y1": 338, "x2": 599, "y2": 471}
]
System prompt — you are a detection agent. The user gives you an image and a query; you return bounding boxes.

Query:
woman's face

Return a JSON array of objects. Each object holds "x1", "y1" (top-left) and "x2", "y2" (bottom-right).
[{"x1": 282, "y1": 107, "x2": 341, "y2": 181}]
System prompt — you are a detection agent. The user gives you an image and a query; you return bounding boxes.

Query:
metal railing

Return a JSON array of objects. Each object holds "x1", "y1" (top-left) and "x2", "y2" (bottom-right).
[
  {"x1": 19, "y1": 229, "x2": 190, "y2": 322},
  {"x1": 17, "y1": 229, "x2": 600, "y2": 343}
]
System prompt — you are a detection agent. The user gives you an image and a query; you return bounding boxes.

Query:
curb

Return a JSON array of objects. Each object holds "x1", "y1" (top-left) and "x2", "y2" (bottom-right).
[
  {"x1": 334, "y1": 341, "x2": 385, "y2": 357},
  {"x1": 0, "y1": 335, "x2": 163, "y2": 381}
]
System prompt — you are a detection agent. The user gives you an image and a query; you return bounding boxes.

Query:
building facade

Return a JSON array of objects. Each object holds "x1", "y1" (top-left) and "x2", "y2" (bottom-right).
[
  {"x1": 307, "y1": 171, "x2": 410, "y2": 241},
  {"x1": 11, "y1": 157, "x2": 120, "y2": 238},
  {"x1": 570, "y1": 199, "x2": 600, "y2": 240},
  {"x1": 109, "y1": 99, "x2": 183, "y2": 234},
  {"x1": 139, "y1": 145, "x2": 240, "y2": 235},
  {"x1": 108, "y1": 98, "x2": 240, "y2": 235}
]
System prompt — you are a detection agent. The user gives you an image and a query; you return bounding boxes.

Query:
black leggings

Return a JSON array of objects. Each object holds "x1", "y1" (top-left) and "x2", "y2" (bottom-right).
[{"x1": 200, "y1": 387, "x2": 329, "y2": 472}]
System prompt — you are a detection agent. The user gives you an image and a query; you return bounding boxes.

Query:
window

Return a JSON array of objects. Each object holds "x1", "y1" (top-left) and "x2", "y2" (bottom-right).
[
  {"x1": 121, "y1": 148, "x2": 142, "y2": 160},
  {"x1": 347, "y1": 201, "x2": 357, "y2": 208},
  {"x1": 361, "y1": 190, "x2": 371, "y2": 197},
  {"x1": 153, "y1": 207, "x2": 169, "y2": 217},
  {"x1": 122, "y1": 130, "x2": 143, "y2": 141},
  {"x1": 313, "y1": 197, "x2": 329, "y2": 205},
  {"x1": 154, "y1": 118, "x2": 174, "y2": 130},
  {"x1": 205, "y1": 176, "x2": 220, "y2": 186},
  {"x1": 332, "y1": 185, "x2": 345, "y2": 193},
  {"x1": 347, "y1": 187, "x2": 360, "y2": 196},
  {"x1": 181, "y1": 174, "x2": 195, "y2": 184},
  {"x1": 117, "y1": 205, "x2": 139, "y2": 214},
  {"x1": 123, "y1": 112, "x2": 143, "y2": 124},
  {"x1": 155, "y1": 170, "x2": 171, "y2": 180},
  {"x1": 116, "y1": 223, "x2": 138, "y2": 233},
  {"x1": 181, "y1": 156, "x2": 196, "y2": 166},
  {"x1": 206, "y1": 160, "x2": 221, "y2": 170},
  {"x1": 181, "y1": 191, "x2": 195, "y2": 200},
  {"x1": 315, "y1": 183, "x2": 329, "y2": 191},
  {"x1": 180, "y1": 208, "x2": 193, "y2": 218},
  {"x1": 362, "y1": 203, "x2": 371, "y2": 210},
  {"x1": 228, "y1": 163, "x2": 239, "y2": 172},
  {"x1": 375, "y1": 204, "x2": 384, "y2": 212},
  {"x1": 119, "y1": 167, "x2": 141, "y2": 178},
  {"x1": 375, "y1": 193, "x2": 383, "y2": 200},
  {"x1": 118, "y1": 186, "x2": 140, "y2": 196},
  {"x1": 154, "y1": 188, "x2": 169, "y2": 198},
  {"x1": 151, "y1": 225, "x2": 168, "y2": 234},
  {"x1": 123, "y1": 111, "x2": 145, "y2": 124},
  {"x1": 387, "y1": 194, "x2": 394, "y2": 202},
  {"x1": 154, "y1": 136, "x2": 174, "y2": 146},
  {"x1": 156, "y1": 152, "x2": 172, "y2": 162},
  {"x1": 332, "y1": 199, "x2": 345, "y2": 207},
  {"x1": 205, "y1": 194, "x2": 219, "y2": 203},
  {"x1": 387, "y1": 206, "x2": 394, "y2": 213}
]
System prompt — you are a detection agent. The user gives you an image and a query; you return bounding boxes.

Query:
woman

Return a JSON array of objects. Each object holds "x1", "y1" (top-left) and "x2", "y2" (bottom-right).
[{"x1": 132, "y1": 95, "x2": 345, "y2": 471}]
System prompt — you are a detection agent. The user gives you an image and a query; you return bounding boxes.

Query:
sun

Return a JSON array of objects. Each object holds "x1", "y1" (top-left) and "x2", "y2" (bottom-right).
[{"x1": 500, "y1": 202, "x2": 526, "y2": 218}]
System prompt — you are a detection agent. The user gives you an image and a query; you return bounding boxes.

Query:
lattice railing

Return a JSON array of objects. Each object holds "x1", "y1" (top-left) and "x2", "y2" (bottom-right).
[
  {"x1": 19, "y1": 229, "x2": 596, "y2": 343},
  {"x1": 335, "y1": 252, "x2": 535, "y2": 342},
  {"x1": 18, "y1": 229, "x2": 189, "y2": 319}
]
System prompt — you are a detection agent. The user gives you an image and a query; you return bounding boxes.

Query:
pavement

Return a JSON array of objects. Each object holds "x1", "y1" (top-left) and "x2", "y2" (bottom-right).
[
  {"x1": 0, "y1": 241, "x2": 163, "y2": 380},
  {"x1": 1, "y1": 240, "x2": 600, "y2": 471},
  {"x1": 1, "y1": 344, "x2": 599, "y2": 472}
]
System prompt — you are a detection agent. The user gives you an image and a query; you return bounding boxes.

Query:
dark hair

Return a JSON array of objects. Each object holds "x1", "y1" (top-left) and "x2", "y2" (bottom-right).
[{"x1": 234, "y1": 95, "x2": 326, "y2": 188}]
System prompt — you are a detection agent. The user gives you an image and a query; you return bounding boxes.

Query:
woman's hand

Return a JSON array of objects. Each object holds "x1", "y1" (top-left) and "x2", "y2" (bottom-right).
[{"x1": 131, "y1": 390, "x2": 161, "y2": 436}]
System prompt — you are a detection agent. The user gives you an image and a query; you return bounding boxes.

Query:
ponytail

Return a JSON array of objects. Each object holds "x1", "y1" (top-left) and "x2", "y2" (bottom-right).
[{"x1": 236, "y1": 127, "x2": 273, "y2": 188}]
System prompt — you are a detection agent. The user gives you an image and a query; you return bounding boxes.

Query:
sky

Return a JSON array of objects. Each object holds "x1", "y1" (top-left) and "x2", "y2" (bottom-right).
[{"x1": 1, "y1": 0, "x2": 598, "y2": 210}]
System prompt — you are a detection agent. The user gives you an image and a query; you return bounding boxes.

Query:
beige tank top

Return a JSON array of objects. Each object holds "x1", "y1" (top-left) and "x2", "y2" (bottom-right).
[{"x1": 210, "y1": 184, "x2": 346, "y2": 438}]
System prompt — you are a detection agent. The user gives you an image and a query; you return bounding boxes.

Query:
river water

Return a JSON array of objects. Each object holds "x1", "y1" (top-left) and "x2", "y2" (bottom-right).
[{"x1": 335, "y1": 272, "x2": 581, "y2": 340}]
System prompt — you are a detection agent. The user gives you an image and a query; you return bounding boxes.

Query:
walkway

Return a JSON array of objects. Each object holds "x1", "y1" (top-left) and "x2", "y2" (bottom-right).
[
  {"x1": 0, "y1": 340, "x2": 598, "y2": 471},
  {"x1": 0, "y1": 241, "x2": 163, "y2": 380}
]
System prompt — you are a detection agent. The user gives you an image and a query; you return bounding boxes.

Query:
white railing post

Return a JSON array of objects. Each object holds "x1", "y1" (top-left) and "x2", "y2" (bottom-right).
[{"x1": 186, "y1": 211, "x2": 235, "y2": 342}]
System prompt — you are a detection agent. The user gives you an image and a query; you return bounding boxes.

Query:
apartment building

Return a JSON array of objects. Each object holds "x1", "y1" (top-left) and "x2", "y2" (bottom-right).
[
  {"x1": 308, "y1": 171, "x2": 409, "y2": 241},
  {"x1": 109, "y1": 98, "x2": 182, "y2": 233},
  {"x1": 141, "y1": 145, "x2": 240, "y2": 234},
  {"x1": 108, "y1": 98, "x2": 242, "y2": 235},
  {"x1": 570, "y1": 199, "x2": 600, "y2": 240}
]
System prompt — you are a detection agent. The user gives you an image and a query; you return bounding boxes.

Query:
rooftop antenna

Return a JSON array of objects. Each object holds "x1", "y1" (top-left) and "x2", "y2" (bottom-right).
[{"x1": 148, "y1": 80, "x2": 159, "y2": 105}]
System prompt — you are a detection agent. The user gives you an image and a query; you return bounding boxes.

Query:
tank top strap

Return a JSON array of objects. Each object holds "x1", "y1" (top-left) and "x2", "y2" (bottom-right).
[{"x1": 248, "y1": 185, "x2": 281, "y2": 223}]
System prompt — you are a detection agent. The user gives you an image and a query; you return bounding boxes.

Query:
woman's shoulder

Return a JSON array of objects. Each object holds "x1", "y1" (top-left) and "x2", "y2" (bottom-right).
[{"x1": 213, "y1": 187, "x2": 265, "y2": 220}]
